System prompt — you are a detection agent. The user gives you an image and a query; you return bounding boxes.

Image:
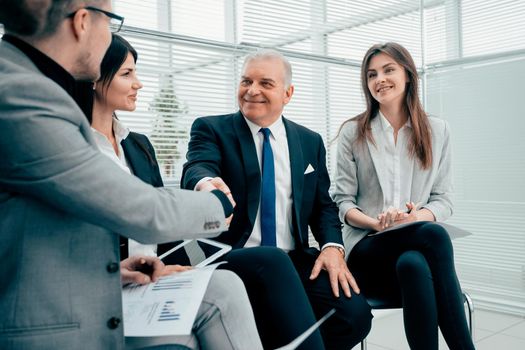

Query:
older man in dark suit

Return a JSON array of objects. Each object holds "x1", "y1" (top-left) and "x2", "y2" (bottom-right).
[{"x1": 182, "y1": 49, "x2": 373, "y2": 350}]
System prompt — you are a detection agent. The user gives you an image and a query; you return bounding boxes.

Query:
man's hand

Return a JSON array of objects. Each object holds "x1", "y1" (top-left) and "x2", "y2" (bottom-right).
[
  {"x1": 120, "y1": 257, "x2": 193, "y2": 286},
  {"x1": 310, "y1": 247, "x2": 360, "y2": 298},
  {"x1": 161, "y1": 264, "x2": 192, "y2": 276},
  {"x1": 120, "y1": 255, "x2": 166, "y2": 286},
  {"x1": 196, "y1": 176, "x2": 236, "y2": 208}
]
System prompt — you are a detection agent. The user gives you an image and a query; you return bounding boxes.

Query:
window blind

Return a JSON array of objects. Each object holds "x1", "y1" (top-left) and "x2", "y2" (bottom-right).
[
  {"x1": 111, "y1": 0, "x2": 524, "y2": 314},
  {"x1": 426, "y1": 56, "x2": 525, "y2": 314},
  {"x1": 114, "y1": 0, "x2": 424, "y2": 185},
  {"x1": 423, "y1": 0, "x2": 525, "y2": 314},
  {"x1": 1, "y1": 0, "x2": 522, "y2": 315}
]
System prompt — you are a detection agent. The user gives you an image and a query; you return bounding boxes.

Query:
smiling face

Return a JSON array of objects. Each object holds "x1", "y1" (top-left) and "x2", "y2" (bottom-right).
[
  {"x1": 366, "y1": 52, "x2": 409, "y2": 109},
  {"x1": 237, "y1": 57, "x2": 294, "y2": 127},
  {"x1": 96, "y1": 53, "x2": 143, "y2": 112}
]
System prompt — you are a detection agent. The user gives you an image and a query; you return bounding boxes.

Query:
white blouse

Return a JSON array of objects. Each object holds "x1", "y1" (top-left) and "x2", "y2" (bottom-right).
[
  {"x1": 91, "y1": 118, "x2": 157, "y2": 257},
  {"x1": 373, "y1": 111, "x2": 415, "y2": 211}
]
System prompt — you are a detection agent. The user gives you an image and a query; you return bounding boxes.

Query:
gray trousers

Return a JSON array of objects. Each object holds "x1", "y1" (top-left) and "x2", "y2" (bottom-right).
[{"x1": 126, "y1": 270, "x2": 263, "y2": 350}]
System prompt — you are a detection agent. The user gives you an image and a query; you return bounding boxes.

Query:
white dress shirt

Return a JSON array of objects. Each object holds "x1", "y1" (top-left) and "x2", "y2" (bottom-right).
[
  {"x1": 243, "y1": 116, "x2": 295, "y2": 251},
  {"x1": 91, "y1": 118, "x2": 157, "y2": 257},
  {"x1": 374, "y1": 111, "x2": 415, "y2": 211},
  {"x1": 196, "y1": 115, "x2": 344, "y2": 253}
]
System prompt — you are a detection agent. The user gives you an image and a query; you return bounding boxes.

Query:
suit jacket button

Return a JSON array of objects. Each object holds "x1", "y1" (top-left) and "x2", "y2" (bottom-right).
[
  {"x1": 107, "y1": 317, "x2": 121, "y2": 329},
  {"x1": 106, "y1": 262, "x2": 119, "y2": 273}
]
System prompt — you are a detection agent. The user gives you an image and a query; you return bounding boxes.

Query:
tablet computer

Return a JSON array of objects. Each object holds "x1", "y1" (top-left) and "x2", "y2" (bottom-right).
[{"x1": 158, "y1": 238, "x2": 231, "y2": 267}]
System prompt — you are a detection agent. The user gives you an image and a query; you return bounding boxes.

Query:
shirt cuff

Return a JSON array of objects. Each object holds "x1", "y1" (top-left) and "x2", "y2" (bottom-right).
[
  {"x1": 321, "y1": 243, "x2": 345, "y2": 257},
  {"x1": 195, "y1": 177, "x2": 213, "y2": 191}
]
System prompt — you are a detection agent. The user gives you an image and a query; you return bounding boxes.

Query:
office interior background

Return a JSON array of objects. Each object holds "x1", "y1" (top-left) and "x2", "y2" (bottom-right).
[
  {"x1": 3, "y1": 0, "x2": 524, "y2": 348},
  {"x1": 112, "y1": 0, "x2": 524, "y2": 319}
]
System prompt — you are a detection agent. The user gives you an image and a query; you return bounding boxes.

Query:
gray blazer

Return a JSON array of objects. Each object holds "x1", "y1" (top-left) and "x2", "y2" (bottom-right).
[
  {"x1": 0, "y1": 40, "x2": 226, "y2": 349},
  {"x1": 333, "y1": 115, "x2": 453, "y2": 255}
]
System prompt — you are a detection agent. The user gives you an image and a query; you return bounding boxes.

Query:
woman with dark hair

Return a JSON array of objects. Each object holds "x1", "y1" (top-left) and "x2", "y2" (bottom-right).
[
  {"x1": 91, "y1": 34, "x2": 327, "y2": 350},
  {"x1": 92, "y1": 31, "x2": 162, "y2": 262},
  {"x1": 91, "y1": 34, "x2": 263, "y2": 350},
  {"x1": 333, "y1": 42, "x2": 475, "y2": 350}
]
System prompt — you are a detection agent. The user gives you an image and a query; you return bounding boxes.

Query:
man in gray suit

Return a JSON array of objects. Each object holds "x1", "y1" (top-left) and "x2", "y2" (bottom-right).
[{"x1": 0, "y1": 1, "x2": 261, "y2": 349}]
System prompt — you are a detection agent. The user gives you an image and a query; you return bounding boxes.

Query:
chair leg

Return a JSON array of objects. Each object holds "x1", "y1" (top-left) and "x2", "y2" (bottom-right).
[
  {"x1": 463, "y1": 290, "x2": 475, "y2": 339},
  {"x1": 360, "y1": 338, "x2": 367, "y2": 350}
]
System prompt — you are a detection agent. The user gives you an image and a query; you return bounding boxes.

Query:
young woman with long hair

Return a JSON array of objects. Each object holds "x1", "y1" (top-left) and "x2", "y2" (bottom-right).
[{"x1": 333, "y1": 42, "x2": 475, "y2": 350}]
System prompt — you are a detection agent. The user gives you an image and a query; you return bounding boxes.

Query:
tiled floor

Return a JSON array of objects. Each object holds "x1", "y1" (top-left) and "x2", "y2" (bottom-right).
[{"x1": 351, "y1": 308, "x2": 525, "y2": 350}]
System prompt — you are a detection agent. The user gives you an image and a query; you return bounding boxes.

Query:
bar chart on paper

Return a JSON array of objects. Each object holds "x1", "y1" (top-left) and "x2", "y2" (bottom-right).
[
  {"x1": 158, "y1": 300, "x2": 180, "y2": 321},
  {"x1": 122, "y1": 264, "x2": 219, "y2": 336}
]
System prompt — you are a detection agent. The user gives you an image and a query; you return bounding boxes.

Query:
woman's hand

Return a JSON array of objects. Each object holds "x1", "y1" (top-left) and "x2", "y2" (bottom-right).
[
  {"x1": 380, "y1": 202, "x2": 428, "y2": 229},
  {"x1": 377, "y1": 206, "x2": 408, "y2": 230},
  {"x1": 404, "y1": 201, "x2": 421, "y2": 222},
  {"x1": 397, "y1": 202, "x2": 435, "y2": 224}
]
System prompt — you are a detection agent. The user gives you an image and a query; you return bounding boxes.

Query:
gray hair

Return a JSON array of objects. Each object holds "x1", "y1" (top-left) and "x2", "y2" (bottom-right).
[{"x1": 242, "y1": 49, "x2": 293, "y2": 88}]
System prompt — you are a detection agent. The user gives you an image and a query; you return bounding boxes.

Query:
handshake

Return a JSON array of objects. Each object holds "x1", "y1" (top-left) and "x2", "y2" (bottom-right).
[{"x1": 196, "y1": 177, "x2": 236, "y2": 226}]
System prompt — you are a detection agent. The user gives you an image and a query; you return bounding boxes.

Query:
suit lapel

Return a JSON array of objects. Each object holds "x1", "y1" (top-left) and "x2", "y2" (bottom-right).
[
  {"x1": 121, "y1": 136, "x2": 148, "y2": 182},
  {"x1": 283, "y1": 118, "x2": 305, "y2": 246},
  {"x1": 366, "y1": 116, "x2": 388, "y2": 197},
  {"x1": 233, "y1": 112, "x2": 261, "y2": 229}
]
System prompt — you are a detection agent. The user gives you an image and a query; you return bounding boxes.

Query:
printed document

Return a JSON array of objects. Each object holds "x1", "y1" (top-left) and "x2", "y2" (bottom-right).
[
  {"x1": 369, "y1": 221, "x2": 472, "y2": 239},
  {"x1": 122, "y1": 263, "x2": 220, "y2": 337}
]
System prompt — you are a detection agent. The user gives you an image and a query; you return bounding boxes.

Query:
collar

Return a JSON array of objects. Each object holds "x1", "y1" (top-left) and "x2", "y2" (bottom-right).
[
  {"x1": 112, "y1": 117, "x2": 130, "y2": 142},
  {"x1": 91, "y1": 117, "x2": 130, "y2": 144},
  {"x1": 378, "y1": 110, "x2": 412, "y2": 131},
  {"x1": 243, "y1": 114, "x2": 286, "y2": 141}
]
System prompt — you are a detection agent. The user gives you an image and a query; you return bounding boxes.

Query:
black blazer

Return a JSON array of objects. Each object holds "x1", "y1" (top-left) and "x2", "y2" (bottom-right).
[
  {"x1": 181, "y1": 111, "x2": 343, "y2": 250},
  {"x1": 119, "y1": 132, "x2": 164, "y2": 259}
]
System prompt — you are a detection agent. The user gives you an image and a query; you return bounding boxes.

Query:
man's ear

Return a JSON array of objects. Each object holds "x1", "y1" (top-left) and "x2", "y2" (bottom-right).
[
  {"x1": 70, "y1": 9, "x2": 90, "y2": 40},
  {"x1": 283, "y1": 84, "x2": 294, "y2": 105}
]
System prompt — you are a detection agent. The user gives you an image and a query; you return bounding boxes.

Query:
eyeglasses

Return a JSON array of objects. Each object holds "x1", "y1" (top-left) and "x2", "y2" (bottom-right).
[{"x1": 66, "y1": 6, "x2": 125, "y2": 33}]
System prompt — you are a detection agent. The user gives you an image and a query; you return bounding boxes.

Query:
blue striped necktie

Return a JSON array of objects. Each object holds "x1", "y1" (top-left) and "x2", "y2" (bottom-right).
[{"x1": 259, "y1": 128, "x2": 276, "y2": 246}]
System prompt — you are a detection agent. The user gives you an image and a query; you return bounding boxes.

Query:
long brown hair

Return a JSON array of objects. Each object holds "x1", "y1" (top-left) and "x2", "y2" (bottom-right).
[{"x1": 342, "y1": 42, "x2": 433, "y2": 169}]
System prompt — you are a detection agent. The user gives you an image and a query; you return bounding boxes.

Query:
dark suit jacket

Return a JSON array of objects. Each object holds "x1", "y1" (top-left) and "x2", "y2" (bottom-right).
[
  {"x1": 120, "y1": 132, "x2": 164, "y2": 259},
  {"x1": 122, "y1": 132, "x2": 164, "y2": 188},
  {"x1": 181, "y1": 111, "x2": 343, "y2": 250}
]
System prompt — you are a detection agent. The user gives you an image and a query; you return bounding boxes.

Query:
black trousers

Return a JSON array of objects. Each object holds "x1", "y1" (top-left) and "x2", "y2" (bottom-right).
[
  {"x1": 288, "y1": 248, "x2": 372, "y2": 350},
  {"x1": 220, "y1": 247, "x2": 372, "y2": 350},
  {"x1": 348, "y1": 222, "x2": 475, "y2": 350}
]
